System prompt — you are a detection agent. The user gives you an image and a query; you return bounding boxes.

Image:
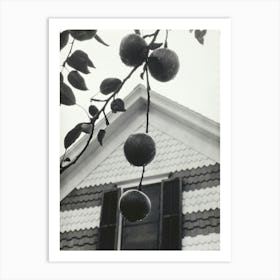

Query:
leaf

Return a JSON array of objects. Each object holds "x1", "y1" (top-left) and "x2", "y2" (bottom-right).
[
  {"x1": 70, "y1": 30, "x2": 97, "y2": 41},
  {"x1": 67, "y1": 71, "x2": 88, "y2": 90},
  {"x1": 60, "y1": 30, "x2": 69, "y2": 50},
  {"x1": 103, "y1": 111, "x2": 110, "y2": 126},
  {"x1": 81, "y1": 123, "x2": 93, "y2": 134},
  {"x1": 134, "y1": 30, "x2": 141, "y2": 35},
  {"x1": 88, "y1": 105, "x2": 99, "y2": 117},
  {"x1": 97, "y1": 129, "x2": 106, "y2": 146},
  {"x1": 60, "y1": 82, "x2": 76, "y2": 105},
  {"x1": 100, "y1": 78, "x2": 122, "y2": 95},
  {"x1": 110, "y1": 98, "x2": 126, "y2": 113},
  {"x1": 200, "y1": 30, "x2": 207, "y2": 36},
  {"x1": 194, "y1": 30, "x2": 207, "y2": 45},
  {"x1": 67, "y1": 50, "x2": 94, "y2": 74},
  {"x1": 86, "y1": 57, "x2": 95, "y2": 68},
  {"x1": 94, "y1": 34, "x2": 109, "y2": 46},
  {"x1": 196, "y1": 36, "x2": 204, "y2": 45},
  {"x1": 64, "y1": 123, "x2": 82, "y2": 149},
  {"x1": 149, "y1": 42, "x2": 163, "y2": 50}
]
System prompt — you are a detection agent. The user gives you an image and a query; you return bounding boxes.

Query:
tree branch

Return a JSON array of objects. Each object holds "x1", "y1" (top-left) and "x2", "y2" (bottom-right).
[
  {"x1": 164, "y1": 30, "x2": 169, "y2": 48},
  {"x1": 76, "y1": 103, "x2": 91, "y2": 121},
  {"x1": 142, "y1": 30, "x2": 160, "y2": 134},
  {"x1": 148, "y1": 30, "x2": 160, "y2": 45},
  {"x1": 60, "y1": 63, "x2": 141, "y2": 173},
  {"x1": 60, "y1": 30, "x2": 160, "y2": 174},
  {"x1": 143, "y1": 30, "x2": 159, "y2": 39},
  {"x1": 138, "y1": 165, "x2": 145, "y2": 192},
  {"x1": 145, "y1": 66, "x2": 151, "y2": 133},
  {"x1": 62, "y1": 39, "x2": 75, "y2": 68}
]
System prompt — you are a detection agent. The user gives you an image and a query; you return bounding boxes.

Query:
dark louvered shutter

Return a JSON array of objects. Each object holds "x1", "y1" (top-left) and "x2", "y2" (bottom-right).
[
  {"x1": 159, "y1": 178, "x2": 182, "y2": 250},
  {"x1": 99, "y1": 189, "x2": 120, "y2": 250}
]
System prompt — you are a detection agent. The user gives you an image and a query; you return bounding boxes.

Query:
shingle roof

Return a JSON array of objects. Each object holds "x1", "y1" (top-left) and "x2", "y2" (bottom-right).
[{"x1": 77, "y1": 123, "x2": 215, "y2": 188}]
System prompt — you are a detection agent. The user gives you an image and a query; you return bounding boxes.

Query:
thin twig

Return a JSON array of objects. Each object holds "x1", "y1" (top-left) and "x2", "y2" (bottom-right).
[
  {"x1": 60, "y1": 39, "x2": 75, "y2": 76},
  {"x1": 145, "y1": 66, "x2": 151, "y2": 133},
  {"x1": 90, "y1": 91, "x2": 101, "y2": 100},
  {"x1": 62, "y1": 39, "x2": 75, "y2": 67},
  {"x1": 164, "y1": 30, "x2": 169, "y2": 48},
  {"x1": 60, "y1": 63, "x2": 141, "y2": 173},
  {"x1": 143, "y1": 30, "x2": 159, "y2": 39},
  {"x1": 148, "y1": 30, "x2": 160, "y2": 45},
  {"x1": 90, "y1": 98, "x2": 106, "y2": 102},
  {"x1": 76, "y1": 103, "x2": 91, "y2": 120},
  {"x1": 144, "y1": 29, "x2": 159, "y2": 133},
  {"x1": 138, "y1": 165, "x2": 145, "y2": 192}
]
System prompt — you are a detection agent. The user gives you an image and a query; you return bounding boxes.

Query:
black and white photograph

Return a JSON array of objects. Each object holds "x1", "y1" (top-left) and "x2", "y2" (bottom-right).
[
  {"x1": 1, "y1": 0, "x2": 279, "y2": 279},
  {"x1": 57, "y1": 21, "x2": 225, "y2": 254}
]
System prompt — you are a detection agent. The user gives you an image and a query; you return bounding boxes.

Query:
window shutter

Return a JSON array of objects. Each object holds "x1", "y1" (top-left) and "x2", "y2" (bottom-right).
[
  {"x1": 98, "y1": 189, "x2": 120, "y2": 250},
  {"x1": 159, "y1": 178, "x2": 182, "y2": 250}
]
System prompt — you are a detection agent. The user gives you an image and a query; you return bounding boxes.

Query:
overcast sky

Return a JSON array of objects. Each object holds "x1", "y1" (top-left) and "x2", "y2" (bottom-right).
[{"x1": 60, "y1": 29, "x2": 220, "y2": 153}]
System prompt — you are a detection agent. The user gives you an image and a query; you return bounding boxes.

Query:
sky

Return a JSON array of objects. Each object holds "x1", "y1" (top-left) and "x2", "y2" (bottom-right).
[{"x1": 60, "y1": 29, "x2": 220, "y2": 154}]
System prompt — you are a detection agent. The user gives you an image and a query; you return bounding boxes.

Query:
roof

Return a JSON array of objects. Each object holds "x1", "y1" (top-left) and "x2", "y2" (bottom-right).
[
  {"x1": 61, "y1": 84, "x2": 220, "y2": 200},
  {"x1": 76, "y1": 123, "x2": 215, "y2": 189}
]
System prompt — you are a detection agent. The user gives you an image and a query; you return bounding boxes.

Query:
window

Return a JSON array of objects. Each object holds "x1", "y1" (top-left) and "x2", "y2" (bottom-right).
[
  {"x1": 121, "y1": 183, "x2": 161, "y2": 250},
  {"x1": 98, "y1": 178, "x2": 182, "y2": 250}
]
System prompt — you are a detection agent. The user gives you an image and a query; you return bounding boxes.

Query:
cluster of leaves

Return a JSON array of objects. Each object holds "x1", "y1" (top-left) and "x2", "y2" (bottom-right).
[
  {"x1": 60, "y1": 30, "x2": 111, "y2": 167},
  {"x1": 60, "y1": 30, "x2": 109, "y2": 107}
]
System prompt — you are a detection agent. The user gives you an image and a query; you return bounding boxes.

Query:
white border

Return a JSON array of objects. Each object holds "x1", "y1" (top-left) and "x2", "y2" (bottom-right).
[{"x1": 49, "y1": 18, "x2": 231, "y2": 262}]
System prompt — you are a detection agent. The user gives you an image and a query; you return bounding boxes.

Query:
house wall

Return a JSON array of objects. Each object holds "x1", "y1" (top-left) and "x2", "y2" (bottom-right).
[
  {"x1": 59, "y1": 86, "x2": 220, "y2": 250},
  {"x1": 60, "y1": 184, "x2": 116, "y2": 250},
  {"x1": 60, "y1": 163, "x2": 220, "y2": 250},
  {"x1": 171, "y1": 163, "x2": 220, "y2": 250}
]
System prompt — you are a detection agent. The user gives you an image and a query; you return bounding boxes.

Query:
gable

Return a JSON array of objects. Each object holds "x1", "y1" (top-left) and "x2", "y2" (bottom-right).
[
  {"x1": 59, "y1": 83, "x2": 221, "y2": 250},
  {"x1": 60, "y1": 84, "x2": 220, "y2": 200},
  {"x1": 76, "y1": 123, "x2": 216, "y2": 189}
]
